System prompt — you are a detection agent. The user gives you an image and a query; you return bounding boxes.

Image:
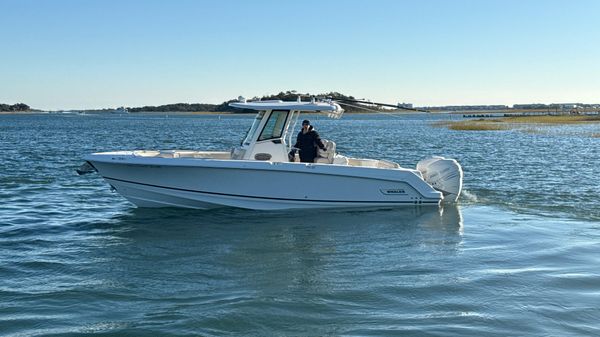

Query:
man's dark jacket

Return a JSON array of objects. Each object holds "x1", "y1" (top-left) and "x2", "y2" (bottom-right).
[{"x1": 293, "y1": 126, "x2": 325, "y2": 163}]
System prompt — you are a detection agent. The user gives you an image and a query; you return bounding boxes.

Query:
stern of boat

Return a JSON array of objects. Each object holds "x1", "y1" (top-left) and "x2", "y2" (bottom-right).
[{"x1": 417, "y1": 156, "x2": 463, "y2": 203}]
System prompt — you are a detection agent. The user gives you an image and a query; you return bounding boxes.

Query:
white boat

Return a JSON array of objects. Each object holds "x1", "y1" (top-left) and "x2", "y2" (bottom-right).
[
  {"x1": 80, "y1": 98, "x2": 463, "y2": 210},
  {"x1": 111, "y1": 106, "x2": 129, "y2": 114}
]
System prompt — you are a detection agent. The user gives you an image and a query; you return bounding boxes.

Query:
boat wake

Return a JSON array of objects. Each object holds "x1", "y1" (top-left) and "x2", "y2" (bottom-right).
[{"x1": 460, "y1": 189, "x2": 479, "y2": 203}]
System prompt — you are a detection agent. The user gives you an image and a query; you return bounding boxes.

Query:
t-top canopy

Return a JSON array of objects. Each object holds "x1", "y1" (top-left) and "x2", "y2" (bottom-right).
[{"x1": 229, "y1": 99, "x2": 344, "y2": 118}]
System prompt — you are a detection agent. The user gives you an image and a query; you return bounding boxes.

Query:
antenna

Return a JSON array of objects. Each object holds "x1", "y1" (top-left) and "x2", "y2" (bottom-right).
[
  {"x1": 332, "y1": 98, "x2": 429, "y2": 112},
  {"x1": 315, "y1": 96, "x2": 429, "y2": 113}
]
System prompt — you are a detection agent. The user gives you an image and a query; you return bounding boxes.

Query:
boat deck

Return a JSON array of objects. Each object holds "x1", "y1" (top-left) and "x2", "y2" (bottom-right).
[{"x1": 129, "y1": 150, "x2": 402, "y2": 169}]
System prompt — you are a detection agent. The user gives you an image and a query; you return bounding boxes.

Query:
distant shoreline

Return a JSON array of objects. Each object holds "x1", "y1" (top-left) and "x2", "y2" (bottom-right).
[
  {"x1": 2, "y1": 108, "x2": 599, "y2": 116},
  {"x1": 0, "y1": 111, "x2": 237, "y2": 115},
  {"x1": 0, "y1": 110, "x2": 432, "y2": 116},
  {"x1": 0, "y1": 110, "x2": 403, "y2": 115}
]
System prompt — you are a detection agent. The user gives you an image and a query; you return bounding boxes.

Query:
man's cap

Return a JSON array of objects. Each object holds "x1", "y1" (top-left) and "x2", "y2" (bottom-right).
[{"x1": 302, "y1": 119, "x2": 310, "y2": 125}]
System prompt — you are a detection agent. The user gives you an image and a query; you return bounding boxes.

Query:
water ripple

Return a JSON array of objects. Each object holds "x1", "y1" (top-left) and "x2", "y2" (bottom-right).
[{"x1": 1, "y1": 114, "x2": 600, "y2": 336}]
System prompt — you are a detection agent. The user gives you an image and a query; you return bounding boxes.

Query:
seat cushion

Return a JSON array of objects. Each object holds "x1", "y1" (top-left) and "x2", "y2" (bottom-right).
[{"x1": 316, "y1": 140, "x2": 336, "y2": 163}]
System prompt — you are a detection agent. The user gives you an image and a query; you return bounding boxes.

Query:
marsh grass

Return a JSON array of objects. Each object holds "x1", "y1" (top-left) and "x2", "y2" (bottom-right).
[
  {"x1": 502, "y1": 115, "x2": 600, "y2": 124},
  {"x1": 437, "y1": 114, "x2": 600, "y2": 131},
  {"x1": 433, "y1": 119, "x2": 509, "y2": 131}
]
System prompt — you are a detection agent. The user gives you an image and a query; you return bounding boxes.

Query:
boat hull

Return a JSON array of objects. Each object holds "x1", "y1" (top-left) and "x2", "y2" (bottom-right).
[{"x1": 85, "y1": 153, "x2": 443, "y2": 210}]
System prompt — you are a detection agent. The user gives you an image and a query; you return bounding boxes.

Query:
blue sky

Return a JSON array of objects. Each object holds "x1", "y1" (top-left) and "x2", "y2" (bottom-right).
[{"x1": 1, "y1": 0, "x2": 599, "y2": 109}]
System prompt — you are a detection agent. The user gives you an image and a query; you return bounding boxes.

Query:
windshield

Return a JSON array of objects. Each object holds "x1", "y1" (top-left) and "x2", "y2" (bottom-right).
[
  {"x1": 258, "y1": 110, "x2": 288, "y2": 141},
  {"x1": 242, "y1": 111, "x2": 266, "y2": 145}
]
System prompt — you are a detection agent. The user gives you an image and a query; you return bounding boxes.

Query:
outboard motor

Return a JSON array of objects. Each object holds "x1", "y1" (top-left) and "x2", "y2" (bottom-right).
[{"x1": 417, "y1": 156, "x2": 463, "y2": 203}]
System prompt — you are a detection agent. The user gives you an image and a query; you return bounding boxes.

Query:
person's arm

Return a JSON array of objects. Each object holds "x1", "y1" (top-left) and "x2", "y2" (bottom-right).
[
  {"x1": 313, "y1": 131, "x2": 326, "y2": 150},
  {"x1": 293, "y1": 132, "x2": 301, "y2": 150},
  {"x1": 288, "y1": 132, "x2": 301, "y2": 161}
]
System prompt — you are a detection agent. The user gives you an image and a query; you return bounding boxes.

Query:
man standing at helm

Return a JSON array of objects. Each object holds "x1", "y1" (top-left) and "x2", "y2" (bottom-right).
[{"x1": 290, "y1": 119, "x2": 326, "y2": 163}]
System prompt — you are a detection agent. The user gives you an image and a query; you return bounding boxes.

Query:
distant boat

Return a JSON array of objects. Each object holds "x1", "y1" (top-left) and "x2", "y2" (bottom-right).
[{"x1": 111, "y1": 107, "x2": 129, "y2": 114}]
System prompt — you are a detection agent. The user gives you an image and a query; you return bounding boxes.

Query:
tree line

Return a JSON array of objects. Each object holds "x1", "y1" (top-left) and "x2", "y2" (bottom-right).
[
  {"x1": 0, "y1": 92, "x2": 380, "y2": 113},
  {"x1": 0, "y1": 103, "x2": 30, "y2": 112}
]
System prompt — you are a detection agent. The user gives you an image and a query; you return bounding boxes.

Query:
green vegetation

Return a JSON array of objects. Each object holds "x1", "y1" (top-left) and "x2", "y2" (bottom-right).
[
  {"x1": 433, "y1": 119, "x2": 509, "y2": 131},
  {"x1": 436, "y1": 115, "x2": 600, "y2": 131},
  {"x1": 502, "y1": 115, "x2": 600, "y2": 124},
  {"x1": 128, "y1": 103, "x2": 222, "y2": 113},
  {"x1": 0, "y1": 103, "x2": 30, "y2": 112},
  {"x1": 0, "y1": 92, "x2": 375, "y2": 114}
]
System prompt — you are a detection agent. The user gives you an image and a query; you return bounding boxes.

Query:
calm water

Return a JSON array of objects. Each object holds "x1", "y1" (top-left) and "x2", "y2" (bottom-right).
[{"x1": 1, "y1": 113, "x2": 599, "y2": 336}]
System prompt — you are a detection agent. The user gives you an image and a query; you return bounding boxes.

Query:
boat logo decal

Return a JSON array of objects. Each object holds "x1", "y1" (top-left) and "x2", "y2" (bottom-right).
[{"x1": 380, "y1": 189, "x2": 406, "y2": 195}]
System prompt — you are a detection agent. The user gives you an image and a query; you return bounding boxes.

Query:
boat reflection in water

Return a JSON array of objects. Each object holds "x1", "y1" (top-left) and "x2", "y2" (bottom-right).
[
  {"x1": 75, "y1": 205, "x2": 465, "y2": 334},
  {"x1": 101, "y1": 204, "x2": 464, "y2": 252}
]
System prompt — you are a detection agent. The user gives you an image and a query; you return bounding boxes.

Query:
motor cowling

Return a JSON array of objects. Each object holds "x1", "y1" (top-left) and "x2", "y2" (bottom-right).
[{"x1": 417, "y1": 156, "x2": 463, "y2": 203}]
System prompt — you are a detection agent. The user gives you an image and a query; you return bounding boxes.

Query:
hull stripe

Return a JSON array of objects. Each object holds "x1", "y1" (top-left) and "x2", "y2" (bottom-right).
[{"x1": 103, "y1": 176, "x2": 439, "y2": 205}]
